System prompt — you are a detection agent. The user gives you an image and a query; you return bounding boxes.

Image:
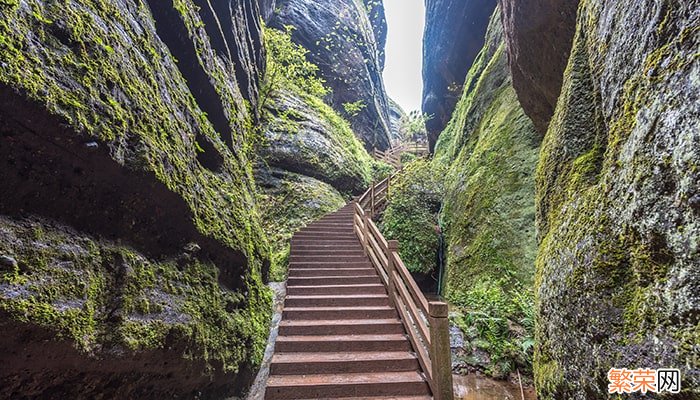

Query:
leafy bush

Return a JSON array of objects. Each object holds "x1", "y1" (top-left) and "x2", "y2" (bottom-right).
[
  {"x1": 342, "y1": 100, "x2": 367, "y2": 117},
  {"x1": 262, "y1": 25, "x2": 328, "y2": 106},
  {"x1": 450, "y1": 280, "x2": 535, "y2": 378},
  {"x1": 380, "y1": 160, "x2": 445, "y2": 273}
]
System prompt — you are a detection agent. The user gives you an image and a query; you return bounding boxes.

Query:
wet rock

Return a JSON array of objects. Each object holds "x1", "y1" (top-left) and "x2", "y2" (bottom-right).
[
  {"x1": 260, "y1": 90, "x2": 374, "y2": 194},
  {"x1": 498, "y1": 0, "x2": 579, "y2": 134},
  {"x1": 535, "y1": 0, "x2": 700, "y2": 397},
  {"x1": 269, "y1": 0, "x2": 392, "y2": 149},
  {"x1": 422, "y1": 0, "x2": 497, "y2": 150},
  {"x1": 449, "y1": 324, "x2": 465, "y2": 349},
  {"x1": 0, "y1": 255, "x2": 17, "y2": 271},
  {"x1": 0, "y1": 0, "x2": 271, "y2": 397},
  {"x1": 388, "y1": 98, "x2": 407, "y2": 141}
]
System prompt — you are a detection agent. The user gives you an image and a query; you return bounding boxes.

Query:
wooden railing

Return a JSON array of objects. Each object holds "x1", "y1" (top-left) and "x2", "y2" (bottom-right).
[
  {"x1": 373, "y1": 147, "x2": 402, "y2": 169},
  {"x1": 353, "y1": 177, "x2": 453, "y2": 400},
  {"x1": 373, "y1": 141, "x2": 430, "y2": 169}
]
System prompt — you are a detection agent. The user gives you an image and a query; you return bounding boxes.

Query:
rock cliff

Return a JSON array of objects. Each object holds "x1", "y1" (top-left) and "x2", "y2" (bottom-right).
[
  {"x1": 0, "y1": 0, "x2": 271, "y2": 397},
  {"x1": 498, "y1": 0, "x2": 579, "y2": 134},
  {"x1": 268, "y1": 0, "x2": 393, "y2": 150},
  {"x1": 433, "y1": 8, "x2": 540, "y2": 378},
  {"x1": 534, "y1": 0, "x2": 699, "y2": 397},
  {"x1": 422, "y1": 0, "x2": 497, "y2": 151}
]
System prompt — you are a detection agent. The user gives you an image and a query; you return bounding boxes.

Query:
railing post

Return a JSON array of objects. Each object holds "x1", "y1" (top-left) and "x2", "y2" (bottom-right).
[
  {"x1": 429, "y1": 301, "x2": 453, "y2": 400},
  {"x1": 386, "y1": 240, "x2": 399, "y2": 307}
]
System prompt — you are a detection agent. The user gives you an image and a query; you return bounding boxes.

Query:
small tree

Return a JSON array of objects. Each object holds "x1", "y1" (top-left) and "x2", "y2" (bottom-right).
[
  {"x1": 261, "y1": 24, "x2": 329, "y2": 109},
  {"x1": 398, "y1": 111, "x2": 431, "y2": 142}
]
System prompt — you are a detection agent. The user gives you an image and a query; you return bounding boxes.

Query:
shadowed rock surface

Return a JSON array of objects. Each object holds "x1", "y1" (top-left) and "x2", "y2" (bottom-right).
[
  {"x1": 498, "y1": 0, "x2": 579, "y2": 134},
  {"x1": 535, "y1": 0, "x2": 700, "y2": 397},
  {"x1": 0, "y1": 0, "x2": 271, "y2": 397},
  {"x1": 388, "y1": 98, "x2": 407, "y2": 141},
  {"x1": 422, "y1": 0, "x2": 497, "y2": 151},
  {"x1": 269, "y1": 0, "x2": 392, "y2": 150},
  {"x1": 432, "y1": 8, "x2": 540, "y2": 378}
]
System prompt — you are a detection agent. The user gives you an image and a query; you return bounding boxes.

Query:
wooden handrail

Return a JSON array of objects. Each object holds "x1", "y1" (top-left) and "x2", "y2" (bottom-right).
[
  {"x1": 372, "y1": 142, "x2": 430, "y2": 169},
  {"x1": 353, "y1": 177, "x2": 453, "y2": 400}
]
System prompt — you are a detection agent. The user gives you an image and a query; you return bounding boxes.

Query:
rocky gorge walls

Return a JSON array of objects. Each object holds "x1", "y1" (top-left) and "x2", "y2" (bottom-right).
[
  {"x1": 432, "y1": 8, "x2": 540, "y2": 378},
  {"x1": 422, "y1": 0, "x2": 497, "y2": 151},
  {"x1": 0, "y1": 0, "x2": 271, "y2": 397},
  {"x1": 267, "y1": 0, "x2": 393, "y2": 150},
  {"x1": 253, "y1": 7, "x2": 391, "y2": 281},
  {"x1": 384, "y1": 5, "x2": 539, "y2": 378},
  {"x1": 531, "y1": 0, "x2": 699, "y2": 397},
  {"x1": 419, "y1": 0, "x2": 699, "y2": 397}
]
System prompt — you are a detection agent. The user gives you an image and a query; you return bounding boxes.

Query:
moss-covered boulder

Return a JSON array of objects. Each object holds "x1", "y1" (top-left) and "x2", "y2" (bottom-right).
[
  {"x1": 0, "y1": 0, "x2": 271, "y2": 397},
  {"x1": 260, "y1": 89, "x2": 376, "y2": 195},
  {"x1": 433, "y1": 8, "x2": 540, "y2": 378},
  {"x1": 255, "y1": 25, "x2": 386, "y2": 283},
  {"x1": 268, "y1": 0, "x2": 393, "y2": 149},
  {"x1": 534, "y1": 0, "x2": 700, "y2": 397}
]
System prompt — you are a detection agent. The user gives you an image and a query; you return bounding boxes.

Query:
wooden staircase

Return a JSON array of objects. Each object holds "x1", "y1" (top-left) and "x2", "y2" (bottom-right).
[{"x1": 265, "y1": 204, "x2": 432, "y2": 399}]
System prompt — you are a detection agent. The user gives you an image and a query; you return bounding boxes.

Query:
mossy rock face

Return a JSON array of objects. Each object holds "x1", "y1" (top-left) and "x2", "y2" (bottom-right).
[
  {"x1": 0, "y1": 216, "x2": 272, "y2": 398},
  {"x1": 534, "y1": 0, "x2": 700, "y2": 398},
  {"x1": 0, "y1": 0, "x2": 271, "y2": 397},
  {"x1": 260, "y1": 89, "x2": 376, "y2": 195},
  {"x1": 433, "y1": 8, "x2": 540, "y2": 378}
]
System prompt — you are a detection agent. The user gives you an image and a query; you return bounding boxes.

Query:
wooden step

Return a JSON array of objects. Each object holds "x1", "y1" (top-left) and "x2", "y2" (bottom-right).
[
  {"x1": 300, "y1": 226, "x2": 354, "y2": 232},
  {"x1": 270, "y1": 351, "x2": 419, "y2": 375},
  {"x1": 289, "y1": 255, "x2": 369, "y2": 263},
  {"x1": 292, "y1": 244, "x2": 363, "y2": 251},
  {"x1": 291, "y1": 239, "x2": 361, "y2": 246},
  {"x1": 265, "y1": 371, "x2": 430, "y2": 399},
  {"x1": 289, "y1": 261, "x2": 372, "y2": 268},
  {"x1": 283, "y1": 306, "x2": 397, "y2": 320},
  {"x1": 267, "y1": 204, "x2": 430, "y2": 400},
  {"x1": 293, "y1": 234, "x2": 358, "y2": 241},
  {"x1": 284, "y1": 294, "x2": 389, "y2": 307},
  {"x1": 287, "y1": 275, "x2": 380, "y2": 286},
  {"x1": 278, "y1": 318, "x2": 404, "y2": 335},
  {"x1": 286, "y1": 284, "x2": 386, "y2": 296},
  {"x1": 290, "y1": 249, "x2": 366, "y2": 257},
  {"x1": 288, "y1": 268, "x2": 376, "y2": 278},
  {"x1": 274, "y1": 334, "x2": 411, "y2": 352}
]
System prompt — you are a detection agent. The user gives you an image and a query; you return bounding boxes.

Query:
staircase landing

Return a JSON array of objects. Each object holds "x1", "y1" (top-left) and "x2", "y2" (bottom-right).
[{"x1": 265, "y1": 204, "x2": 431, "y2": 399}]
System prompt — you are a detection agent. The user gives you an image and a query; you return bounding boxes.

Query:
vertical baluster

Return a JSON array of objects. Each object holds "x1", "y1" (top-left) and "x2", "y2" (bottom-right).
[
  {"x1": 386, "y1": 240, "x2": 399, "y2": 307},
  {"x1": 362, "y1": 212, "x2": 370, "y2": 256},
  {"x1": 370, "y1": 182, "x2": 375, "y2": 218},
  {"x1": 429, "y1": 301, "x2": 453, "y2": 400}
]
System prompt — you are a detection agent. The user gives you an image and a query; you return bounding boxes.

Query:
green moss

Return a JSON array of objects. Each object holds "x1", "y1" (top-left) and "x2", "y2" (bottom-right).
[
  {"x1": 0, "y1": 0, "x2": 272, "y2": 382},
  {"x1": 260, "y1": 25, "x2": 382, "y2": 195},
  {"x1": 0, "y1": 217, "x2": 272, "y2": 373},
  {"x1": 426, "y1": 8, "x2": 540, "y2": 378},
  {"x1": 533, "y1": 1, "x2": 699, "y2": 396}
]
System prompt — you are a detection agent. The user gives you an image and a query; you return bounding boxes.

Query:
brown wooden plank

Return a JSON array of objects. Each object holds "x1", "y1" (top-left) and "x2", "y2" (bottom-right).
[{"x1": 393, "y1": 254, "x2": 430, "y2": 314}]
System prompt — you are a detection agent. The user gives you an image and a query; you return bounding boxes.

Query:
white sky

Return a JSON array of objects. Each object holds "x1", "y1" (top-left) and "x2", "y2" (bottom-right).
[{"x1": 382, "y1": 0, "x2": 425, "y2": 114}]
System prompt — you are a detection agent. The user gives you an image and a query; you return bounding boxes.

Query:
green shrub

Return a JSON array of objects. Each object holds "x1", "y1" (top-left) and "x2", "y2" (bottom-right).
[
  {"x1": 261, "y1": 25, "x2": 328, "y2": 106},
  {"x1": 380, "y1": 160, "x2": 445, "y2": 274}
]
